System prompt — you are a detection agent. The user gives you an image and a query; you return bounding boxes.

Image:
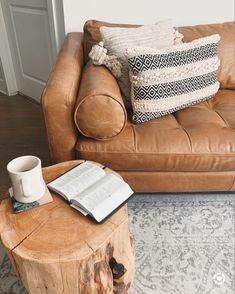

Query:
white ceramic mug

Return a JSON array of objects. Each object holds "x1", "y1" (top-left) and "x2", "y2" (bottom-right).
[{"x1": 7, "y1": 156, "x2": 46, "y2": 203}]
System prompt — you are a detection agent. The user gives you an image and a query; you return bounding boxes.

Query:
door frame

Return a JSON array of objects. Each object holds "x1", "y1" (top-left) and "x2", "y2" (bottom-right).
[
  {"x1": 47, "y1": 0, "x2": 65, "y2": 55},
  {"x1": 0, "y1": 1, "x2": 17, "y2": 95},
  {"x1": 0, "y1": 0, "x2": 65, "y2": 97}
]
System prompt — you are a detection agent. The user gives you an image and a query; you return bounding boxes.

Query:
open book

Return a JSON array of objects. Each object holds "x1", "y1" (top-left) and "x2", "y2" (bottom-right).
[{"x1": 47, "y1": 161, "x2": 134, "y2": 223}]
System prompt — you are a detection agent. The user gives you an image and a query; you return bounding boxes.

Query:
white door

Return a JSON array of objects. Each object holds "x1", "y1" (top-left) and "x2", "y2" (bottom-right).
[{"x1": 1, "y1": 0, "x2": 63, "y2": 101}]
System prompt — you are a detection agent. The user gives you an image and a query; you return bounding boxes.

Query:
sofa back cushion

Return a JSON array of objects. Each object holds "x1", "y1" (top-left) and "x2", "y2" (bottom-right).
[
  {"x1": 178, "y1": 22, "x2": 235, "y2": 89},
  {"x1": 84, "y1": 20, "x2": 235, "y2": 90}
]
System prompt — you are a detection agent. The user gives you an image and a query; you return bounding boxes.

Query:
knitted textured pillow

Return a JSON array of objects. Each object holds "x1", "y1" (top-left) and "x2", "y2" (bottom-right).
[
  {"x1": 99, "y1": 19, "x2": 182, "y2": 106},
  {"x1": 126, "y1": 34, "x2": 220, "y2": 123}
]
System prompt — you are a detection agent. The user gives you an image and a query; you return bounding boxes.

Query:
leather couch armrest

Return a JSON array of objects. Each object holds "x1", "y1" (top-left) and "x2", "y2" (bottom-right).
[
  {"x1": 41, "y1": 32, "x2": 84, "y2": 164},
  {"x1": 74, "y1": 62, "x2": 127, "y2": 140}
]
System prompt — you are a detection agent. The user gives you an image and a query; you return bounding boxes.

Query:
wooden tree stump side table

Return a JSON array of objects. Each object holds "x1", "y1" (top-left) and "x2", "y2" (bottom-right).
[{"x1": 0, "y1": 160, "x2": 135, "y2": 294}]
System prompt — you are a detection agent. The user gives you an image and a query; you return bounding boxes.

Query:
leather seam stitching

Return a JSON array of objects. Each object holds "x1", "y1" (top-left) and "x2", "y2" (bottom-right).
[
  {"x1": 116, "y1": 171, "x2": 235, "y2": 174},
  {"x1": 180, "y1": 126, "x2": 193, "y2": 152},
  {"x1": 212, "y1": 109, "x2": 230, "y2": 127},
  {"x1": 76, "y1": 150, "x2": 235, "y2": 156},
  {"x1": 66, "y1": 45, "x2": 81, "y2": 107},
  {"x1": 229, "y1": 176, "x2": 235, "y2": 190},
  {"x1": 131, "y1": 125, "x2": 137, "y2": 152},
  {"x1": 172, "y1": 115, "x2": 193, "y2": 152}
]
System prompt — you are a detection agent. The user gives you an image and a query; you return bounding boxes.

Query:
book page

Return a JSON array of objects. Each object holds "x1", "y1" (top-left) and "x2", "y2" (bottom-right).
[
  {"x1": 70, "y1": 203, "x2": 89, "y2": 216},
  {"x1": 91, "y1": 180, "x2": 133, "y2": 222},
  {"x1": 71, "y1": 174, "x2": 133, "y2": 222},
  {"x1": 47, "y1": 162, "x2": 106, "y2": 201}
]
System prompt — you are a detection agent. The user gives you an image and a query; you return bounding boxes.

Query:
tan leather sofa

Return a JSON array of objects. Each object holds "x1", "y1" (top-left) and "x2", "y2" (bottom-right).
[{"x1": 41, "y1": 21, "x2": 235, "y2": 192}]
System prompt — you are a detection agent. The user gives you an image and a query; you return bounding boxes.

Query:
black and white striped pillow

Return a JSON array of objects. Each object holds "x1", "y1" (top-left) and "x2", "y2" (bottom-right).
[{"x1": 126, "y1": 34, "x2": 220, "y2": 123}]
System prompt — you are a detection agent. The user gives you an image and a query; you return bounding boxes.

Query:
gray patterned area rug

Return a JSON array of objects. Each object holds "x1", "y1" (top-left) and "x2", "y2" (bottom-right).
[{"x1": 0, "y1": 193, "x2": 234, "y2": 294}]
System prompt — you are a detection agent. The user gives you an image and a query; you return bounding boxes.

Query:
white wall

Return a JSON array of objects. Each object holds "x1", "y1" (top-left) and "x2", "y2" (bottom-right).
[{"x1": 63, "y1": 0, "x2": 234, "y2": 33}]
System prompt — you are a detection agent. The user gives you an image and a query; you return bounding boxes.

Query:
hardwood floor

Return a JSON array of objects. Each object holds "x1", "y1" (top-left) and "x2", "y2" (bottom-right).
[{"x1": 0, "y1": 93, "x2": 50, "y2": 195}]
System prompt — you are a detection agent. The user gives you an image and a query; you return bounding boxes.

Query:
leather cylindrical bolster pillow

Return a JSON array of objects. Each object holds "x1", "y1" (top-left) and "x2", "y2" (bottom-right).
[{"x1": 74, "y1": 62, "x2": 127, "y2": 140}]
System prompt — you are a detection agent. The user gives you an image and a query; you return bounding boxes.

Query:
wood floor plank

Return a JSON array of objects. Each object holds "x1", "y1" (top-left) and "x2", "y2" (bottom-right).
[{"x1": 0, "y1": 93, "x2": 50, "y2": 195}]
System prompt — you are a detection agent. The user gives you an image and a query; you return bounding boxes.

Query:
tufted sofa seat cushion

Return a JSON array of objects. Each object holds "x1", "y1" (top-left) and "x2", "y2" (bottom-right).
[{"x1": 76, "y1": 89, "x2": 235, "y2": 172}]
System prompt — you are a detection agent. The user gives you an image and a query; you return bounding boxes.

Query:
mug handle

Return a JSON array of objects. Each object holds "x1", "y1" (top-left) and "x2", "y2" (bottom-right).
[{"x1": 21, "y1": 177, "x2": 32, "y2": 198}]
